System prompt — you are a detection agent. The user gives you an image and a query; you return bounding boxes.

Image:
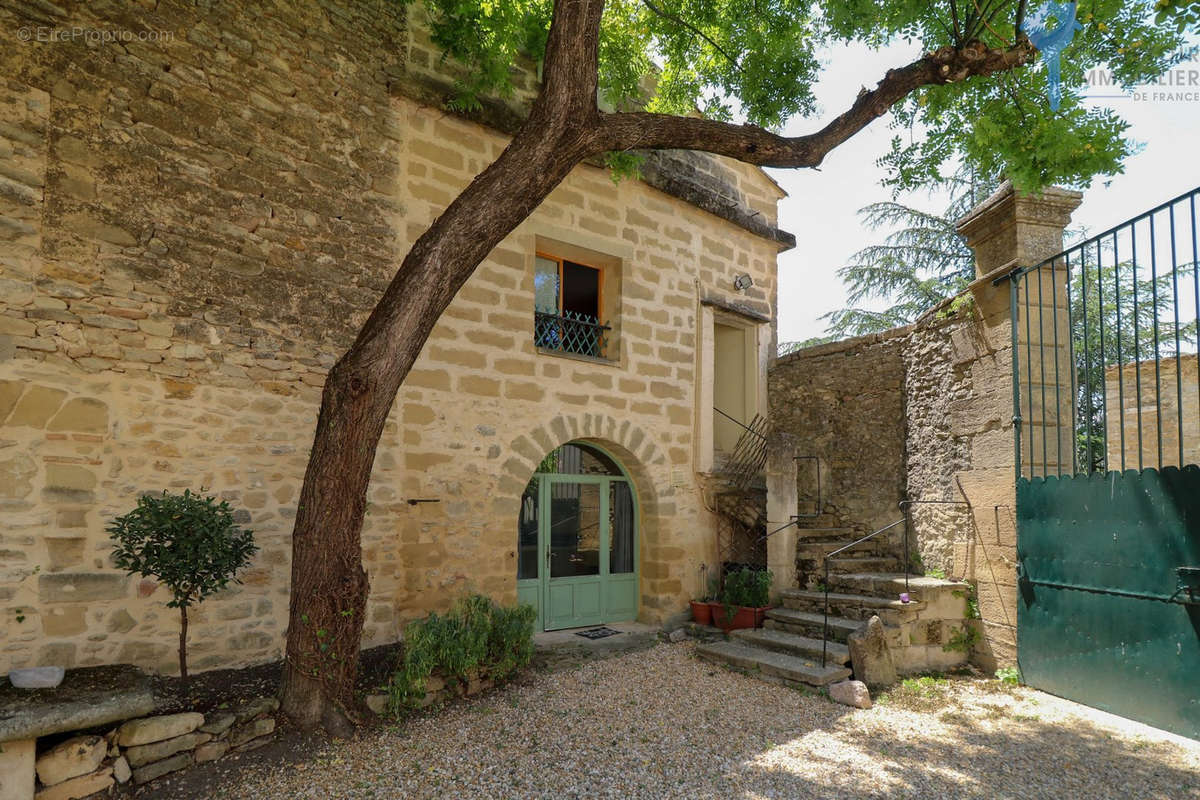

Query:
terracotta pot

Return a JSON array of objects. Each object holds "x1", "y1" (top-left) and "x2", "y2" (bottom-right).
[
  {"x1": 689, "y1": 600, "x2": 713, "y2": 626},
  {"x1": 711, "y1": 604, "x2": 770, "y2": 631}
]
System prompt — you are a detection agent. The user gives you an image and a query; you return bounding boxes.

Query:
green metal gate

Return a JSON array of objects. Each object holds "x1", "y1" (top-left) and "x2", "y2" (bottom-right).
[
  {"x1": 1007, "y1": 187, "x2": 1200, "y2": 740},
  {"x1": 1017, "y1": 470, "x2": 1200, "y2": 739}
]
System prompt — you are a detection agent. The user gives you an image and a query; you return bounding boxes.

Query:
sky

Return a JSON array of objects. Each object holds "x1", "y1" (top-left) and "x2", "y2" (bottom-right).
[{"x1": 769, "y1": 38, "x2": 1200, "y2": 346}]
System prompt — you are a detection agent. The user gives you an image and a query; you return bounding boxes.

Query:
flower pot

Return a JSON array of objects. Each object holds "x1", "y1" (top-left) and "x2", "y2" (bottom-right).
[
  {"x1": 689, "y1": 600, "x2": 713, "y2": 626},
  {"x1": 711, "y1": 605, "x2": 770, "y2": 632}
]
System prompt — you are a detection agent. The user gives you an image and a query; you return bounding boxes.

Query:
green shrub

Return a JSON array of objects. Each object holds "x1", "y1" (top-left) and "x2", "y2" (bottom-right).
[
  {"x1": 108, "y1": 489, "x2": 257, "y2": 680},
  {"x1": 720, "y1": 567, "x2": 772, "y2": 610},
  {"x1": 942, "y1": 622, "x2": 981, "y2": 653},
  {"x1": 387, "y1": 594, "x2": 535, "y2": 714},
  {"x1": 995, "y1": 666, "x2": 1021, "y2": 685}
]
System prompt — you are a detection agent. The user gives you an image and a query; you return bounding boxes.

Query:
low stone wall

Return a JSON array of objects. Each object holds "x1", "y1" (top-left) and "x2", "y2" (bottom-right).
[
  {"x1": 365, "y1": 671, "x2": 495, "y2": 716},
  {"x1": 13, "y1": 700, "x2": 277, "y2": 800},
  {"x1": 1105, "y1": 353, "x2": 1200, "y2": 469}
]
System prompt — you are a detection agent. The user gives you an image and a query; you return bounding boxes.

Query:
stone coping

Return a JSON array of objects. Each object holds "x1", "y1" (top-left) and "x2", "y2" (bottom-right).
[{"x1": 0, "y1": 665, "x2": 154, "y2": 742}]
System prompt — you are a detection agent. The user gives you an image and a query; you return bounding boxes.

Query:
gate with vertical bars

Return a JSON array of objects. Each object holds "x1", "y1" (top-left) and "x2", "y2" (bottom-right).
[{"x1": 1005, "y1": 186, "x2": 1200, "y2": 740}]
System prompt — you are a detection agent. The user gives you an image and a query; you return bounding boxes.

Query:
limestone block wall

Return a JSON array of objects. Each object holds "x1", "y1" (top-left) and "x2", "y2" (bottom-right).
[
  {"x1": 1105, "y1": 354, "x2": 1200, "y2": 469},
  {"x1": 0, "y1": 0, "x2": 787, "y2": 675}
]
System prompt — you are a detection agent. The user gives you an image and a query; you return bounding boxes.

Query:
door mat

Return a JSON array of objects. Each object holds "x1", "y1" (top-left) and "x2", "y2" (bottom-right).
[{"x1": 575, "y1": 627, "x2": 621, "y2": 640}]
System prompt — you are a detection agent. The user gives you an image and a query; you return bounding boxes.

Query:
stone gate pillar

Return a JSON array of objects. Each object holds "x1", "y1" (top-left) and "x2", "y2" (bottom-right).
[{"x1": 948, "y1": 181, "x2": 1081, "y2": 669}]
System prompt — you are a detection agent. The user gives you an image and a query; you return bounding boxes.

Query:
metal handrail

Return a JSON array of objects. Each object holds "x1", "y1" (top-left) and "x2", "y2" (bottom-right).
[
  {"x1": 821, "y1": 518, "x2": 906, "y2": 667},
  {"x1": 818, "y1": 497, "x2": 973, "y2": 666}
]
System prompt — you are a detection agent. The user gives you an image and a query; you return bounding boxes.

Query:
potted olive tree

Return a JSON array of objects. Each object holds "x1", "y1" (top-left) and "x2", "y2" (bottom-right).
[
  {"x1": 711, "y1": 567, "x2": 773, "y2": 631},
  {"x1": 108, "y1": 490, "x2": 257, "y2": 681}
]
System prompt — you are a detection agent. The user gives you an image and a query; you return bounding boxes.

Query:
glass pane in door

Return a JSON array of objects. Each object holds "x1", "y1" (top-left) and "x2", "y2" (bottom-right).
[
  {"x1": 517, "y1": 479, "x2": 538, "y2": 580},
  {"x1": 609, "y1": 481, "x2": 635, "y2": 574},
  {"x1": 549, "y1": 482, "x2": 601, "y2": 578}
]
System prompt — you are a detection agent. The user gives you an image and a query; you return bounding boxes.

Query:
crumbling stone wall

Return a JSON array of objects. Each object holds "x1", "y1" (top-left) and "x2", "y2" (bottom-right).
[
  {"x1": 0, "y1": 0, "x2": 789, "y2": 675},
  {"x1": 769, "y1": 332, "x2": 907, "y2": 539},
  {"x1": 902, "y1": 315, "x2": 974, "y2": 576}
]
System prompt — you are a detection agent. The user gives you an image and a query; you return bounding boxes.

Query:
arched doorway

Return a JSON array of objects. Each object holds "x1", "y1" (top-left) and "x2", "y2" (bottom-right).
[{"x1": 516, "y1": 441, "x2": 638, "y2": 630}]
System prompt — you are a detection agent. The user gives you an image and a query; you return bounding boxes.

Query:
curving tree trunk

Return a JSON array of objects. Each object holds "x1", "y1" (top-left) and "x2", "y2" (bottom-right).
[
  {"x1": 279, "y1": 0, "x2": 609, "y2": 734},
  {"x1": 279, "y1": 0, "x2": 1036, "y2": 734}
]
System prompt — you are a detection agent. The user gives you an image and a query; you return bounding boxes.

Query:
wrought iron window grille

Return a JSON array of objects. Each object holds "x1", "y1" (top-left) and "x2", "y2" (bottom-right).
[{"x1": 534, "y1": 308, "x2": 612, "y2": 359}]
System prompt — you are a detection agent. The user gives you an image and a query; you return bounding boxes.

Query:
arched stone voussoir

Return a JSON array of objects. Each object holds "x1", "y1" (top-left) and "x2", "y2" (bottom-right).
[{"x1": 499, "y1": 413, "x2": 668, "y2": 511}]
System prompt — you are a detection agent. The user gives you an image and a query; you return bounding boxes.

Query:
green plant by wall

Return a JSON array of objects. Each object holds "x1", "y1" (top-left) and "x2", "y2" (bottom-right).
[
  {"x1": 952, "y1": 584, "x2": 981, "y2": 620},
  {"x1": 720, "y1": 567, "x2": 772, "y2": 613},
  {"x1": 942, "y1": 622, "x2": 981, "y2": 654},
  {"x1": 108, "y1": 489, "x2": 257, "y2": 681},
  {"x1": 715, "y1": 567, "x2": 772, "y2": 626},
  {"x1": 387, "y1": 595, "x2": 535, "y2": 714},
  {"x1": 995, "y1": 666, "x2": 1021, "y2": 685}
]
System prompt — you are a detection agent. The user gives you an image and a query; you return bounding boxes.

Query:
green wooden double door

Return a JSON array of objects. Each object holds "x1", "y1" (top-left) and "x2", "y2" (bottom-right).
[{"x1": 516, "y1": 443, "x2": 638, "y2": 630}]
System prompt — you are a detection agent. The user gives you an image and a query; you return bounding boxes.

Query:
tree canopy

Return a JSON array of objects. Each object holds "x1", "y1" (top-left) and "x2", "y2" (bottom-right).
[{"x1": 406, "y1": 0, "x2": 1188, "y2": 192}]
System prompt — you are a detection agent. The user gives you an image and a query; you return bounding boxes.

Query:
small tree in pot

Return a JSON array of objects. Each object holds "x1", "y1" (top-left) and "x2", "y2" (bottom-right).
[{"x1": 108, "y1": 490, "x2": 258, "y2": 681}]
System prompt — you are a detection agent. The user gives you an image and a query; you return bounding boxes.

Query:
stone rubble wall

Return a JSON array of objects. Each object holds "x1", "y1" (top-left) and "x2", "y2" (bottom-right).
[
  {"x1": 769, "y1": 183, "x2": 1081, "y2": 673},
  {"x1": 769, "y1": 331, "x2": 908, "y2": 543},
  {"x1": 27, "y1": 700, "x2": 278, "y2": 800},
  {"x1": 0, "y1": 0, "x2": 788, "y2": 675}
]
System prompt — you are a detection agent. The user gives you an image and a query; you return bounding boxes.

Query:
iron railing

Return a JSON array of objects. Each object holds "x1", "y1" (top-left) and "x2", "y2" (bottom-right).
[
  {"x1": 712, "y1": 410, "x2": 771, "y2": 574},
  {"x1": 534, "y1": 309, "x2": 611, "y2": 359},
  {"x1": 818, "y1": 497, "x2": 971, "y2": 667},
  {"x1": 1000, "y1": 186, "x2": 1200, "y2": 479},
  {"x1": 820, "y1": 518, "x2": 906, "y2": 667}
]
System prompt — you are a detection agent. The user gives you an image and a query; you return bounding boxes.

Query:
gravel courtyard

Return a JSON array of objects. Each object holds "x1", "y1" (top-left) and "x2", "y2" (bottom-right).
[{"x1": 197, "y1": 642, "x2": 1199, "y2": 799}]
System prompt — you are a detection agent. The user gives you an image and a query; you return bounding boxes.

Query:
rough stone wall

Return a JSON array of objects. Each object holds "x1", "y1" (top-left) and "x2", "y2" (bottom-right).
[
  {"x1": 768, "y1": 299, "x2": 1014, "y2": 669},
  {"x1": 0, "y1": 0, "x2": 786, "y2": 675},
  {"x1": 768, "y1": 332, "x2": 907, "y2": 540},
  {"x1": 902, "y1": 316, "x2": 974, "y2": 576}
]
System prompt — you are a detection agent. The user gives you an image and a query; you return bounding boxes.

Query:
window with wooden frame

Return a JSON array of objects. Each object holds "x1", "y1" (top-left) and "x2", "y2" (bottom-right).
[{"x1": 533, "y1": 252, "x2": 612, "y2": 359}]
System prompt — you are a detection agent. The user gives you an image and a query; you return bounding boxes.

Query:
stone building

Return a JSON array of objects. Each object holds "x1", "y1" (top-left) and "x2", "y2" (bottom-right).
[{"x1": 0, "y1": 0, "x2": 792, "y2": 675}]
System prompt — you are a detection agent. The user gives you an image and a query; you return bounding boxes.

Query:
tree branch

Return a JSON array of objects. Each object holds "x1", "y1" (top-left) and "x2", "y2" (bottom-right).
[
  {"x1": 950, "y1": 0, "x2": 964, "y2": 44},
  {"x1": 641, "y1": 0, "x2": 745, "y2": 74},
  {"x1": 594, "y1": 40, "x2": 1035, "y2": 168},
  {"x1": 537, "y1": 0, "x2": 607, "y2": 118}
]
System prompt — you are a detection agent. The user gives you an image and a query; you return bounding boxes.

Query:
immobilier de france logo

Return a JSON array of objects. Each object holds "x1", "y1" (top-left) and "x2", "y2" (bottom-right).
[{"x1": 1021, "y1": 1, "x2": 1084, "y2": 111}]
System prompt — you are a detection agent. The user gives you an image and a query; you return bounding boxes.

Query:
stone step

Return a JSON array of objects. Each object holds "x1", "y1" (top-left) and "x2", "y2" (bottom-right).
[
  {"x1": 696, "y1": 640, "x2": 853, "y2": 687},
  {"x1": 763, "y1": 607, "x2": 861, "y2": 642},
  {"x1": 779, "y1": 589, "x2": 924, "y2": 620},
  {"x1": 828, "y1": 556, "x2": 902, "y2": 573},
  {"x1": 729, "y1": 627, "x2": 851, "y2": 665},
  {"x1": 827, "y1": 572, "x2": 968, "y2": 598},
  {"x1": 794, "y1": 526, "x2": 859, "y2": 541}
]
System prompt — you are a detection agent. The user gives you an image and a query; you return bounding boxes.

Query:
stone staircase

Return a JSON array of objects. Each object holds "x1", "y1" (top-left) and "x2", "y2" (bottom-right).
[{"x1": 697, "y1": 523, "x2": 974, "y2": 688}]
